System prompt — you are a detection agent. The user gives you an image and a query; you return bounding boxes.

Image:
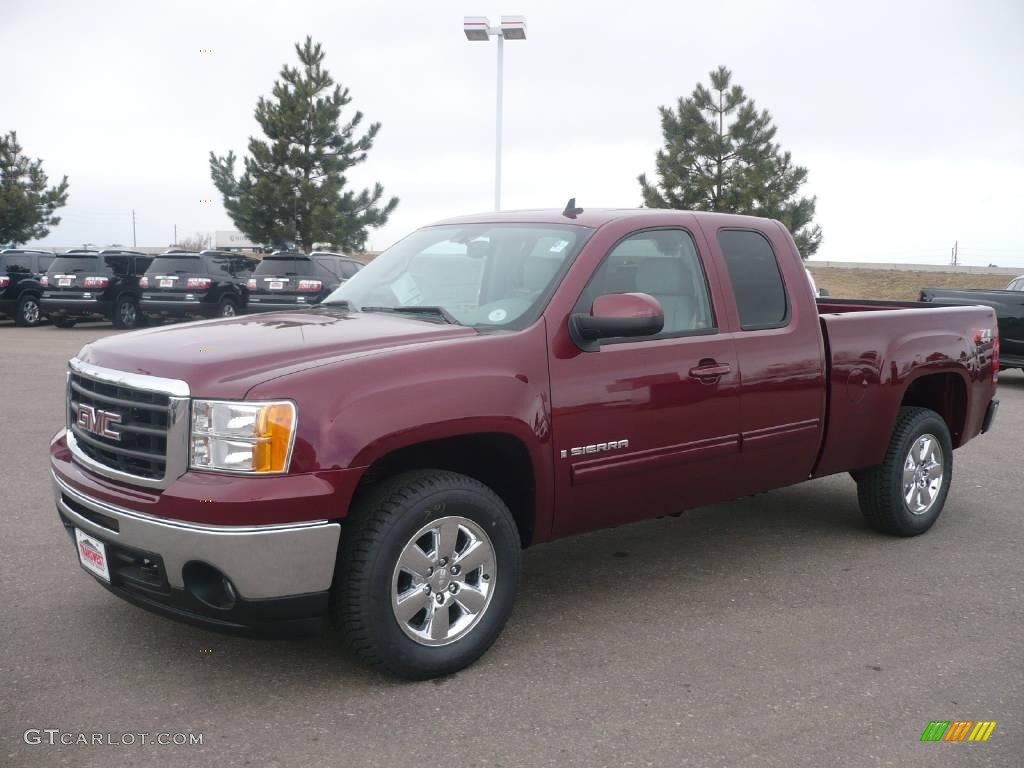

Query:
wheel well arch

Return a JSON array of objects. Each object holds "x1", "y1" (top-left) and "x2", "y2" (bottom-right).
[
  {"x1": 354, "y1": 432, "x2": 537, "y2": 547},
  {"x1": 900, "y1": 372, "x2": 968, "y2": 447}
]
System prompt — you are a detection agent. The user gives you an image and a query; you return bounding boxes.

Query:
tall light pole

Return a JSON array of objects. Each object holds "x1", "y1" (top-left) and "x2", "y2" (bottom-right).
[{"x1": 464, "y1": 15, "x2": 527, "y2": 211}]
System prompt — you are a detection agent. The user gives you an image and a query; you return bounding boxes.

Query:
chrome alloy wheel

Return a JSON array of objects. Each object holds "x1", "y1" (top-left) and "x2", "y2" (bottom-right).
[
  {"x1": 391, "y1": 515, "x2": 496, "y2": 647},
  {"x1": 903, "y1": 433, "x2": 944, "y2": 515}
]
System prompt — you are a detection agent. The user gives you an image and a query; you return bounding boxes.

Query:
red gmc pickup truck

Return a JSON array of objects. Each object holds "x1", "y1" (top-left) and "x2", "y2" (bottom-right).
[{"x1": 50, "y1": 207, "x2": 1000, "y2": 678}]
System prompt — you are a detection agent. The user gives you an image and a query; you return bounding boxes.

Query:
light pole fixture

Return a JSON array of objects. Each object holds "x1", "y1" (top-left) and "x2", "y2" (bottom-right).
[{"x1": 463, "y1": 15, "x2": 527, "y2": 211}]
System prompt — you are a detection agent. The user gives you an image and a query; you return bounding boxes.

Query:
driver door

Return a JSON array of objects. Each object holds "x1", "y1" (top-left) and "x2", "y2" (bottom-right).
[{"x1": 549, "y1": 227, "x2": 741, "y2": 538}]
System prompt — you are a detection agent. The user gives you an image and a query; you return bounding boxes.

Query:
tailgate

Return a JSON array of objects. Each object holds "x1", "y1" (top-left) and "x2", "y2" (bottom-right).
[{"x1": 813, "y1": 305, "x2": 998, "y2": 477}]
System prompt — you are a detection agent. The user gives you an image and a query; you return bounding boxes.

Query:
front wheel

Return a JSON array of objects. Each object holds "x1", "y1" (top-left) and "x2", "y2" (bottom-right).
[
  {"x1": 113, "y1": 297, "x2": 139, "y2": 329},
  {"x1": 335, "y1": 470, "x2": 521, "y2": 679},
  {"x1": 855, "y1": 407, "x2": 953, "y2": 536}
]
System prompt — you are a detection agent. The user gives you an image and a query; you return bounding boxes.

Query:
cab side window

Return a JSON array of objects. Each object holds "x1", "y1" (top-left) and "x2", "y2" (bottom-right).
[{"x1": 579, "y1": 229, "x2": 715, "y2": 336}]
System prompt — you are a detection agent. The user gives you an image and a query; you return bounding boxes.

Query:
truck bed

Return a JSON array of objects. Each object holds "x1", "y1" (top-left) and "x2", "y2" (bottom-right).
[{"x1": 812, "y1": 301, "x2": 998, "y2": 477}]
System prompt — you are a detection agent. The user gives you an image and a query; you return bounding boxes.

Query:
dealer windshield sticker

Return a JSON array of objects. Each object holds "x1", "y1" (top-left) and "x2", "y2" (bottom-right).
[
  {"x1": 550, "y1": 239, "x2": 569, "y2": 253},
  {"x1": 488, "y1": 308, "x2": 508, "y2": 323},
  {"x1": 389, "y1": 273, "x2": 423, "y2": 306}
]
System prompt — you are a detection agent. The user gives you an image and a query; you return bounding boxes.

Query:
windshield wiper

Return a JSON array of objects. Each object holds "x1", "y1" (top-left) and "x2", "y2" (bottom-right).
[{"x1": 360, "y1": 305, "x2": 460, "y2": 325}]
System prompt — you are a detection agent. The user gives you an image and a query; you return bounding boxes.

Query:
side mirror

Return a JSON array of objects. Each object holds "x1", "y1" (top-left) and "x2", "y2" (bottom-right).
[{"x1": 570, "y1": 293, "x2": 664, "y2": 351}]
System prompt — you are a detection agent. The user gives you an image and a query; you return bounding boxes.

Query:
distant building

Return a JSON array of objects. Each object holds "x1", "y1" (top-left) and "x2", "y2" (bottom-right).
[{"x1": 214, "y1": 230, "x2": 260, "y2": 250}]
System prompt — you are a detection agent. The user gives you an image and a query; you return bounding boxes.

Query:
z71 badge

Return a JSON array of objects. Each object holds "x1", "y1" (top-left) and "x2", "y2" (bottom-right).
[{"x1": 560, "y1": 440, "x2": 629, "y2": 459}]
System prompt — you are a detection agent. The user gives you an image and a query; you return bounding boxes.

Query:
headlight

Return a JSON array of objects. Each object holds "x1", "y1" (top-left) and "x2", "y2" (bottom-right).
[{"x1": 190, "y1": 400, "x2": 296, "y2": 473}]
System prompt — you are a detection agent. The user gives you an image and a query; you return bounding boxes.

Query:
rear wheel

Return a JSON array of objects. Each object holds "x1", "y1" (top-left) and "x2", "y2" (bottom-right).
[
  {"x1": 113, "y1": 297, "x2": 139, "y2": 329},
  {"x1": 855, "y1": 407, "x2": 953, "y2": 536},
  {"x1": 335, "y1": 470, "x2": 521, "y2": 679},
  {"x1": 15, "y1": 295, "x2": 42, "y2": 327},
  {"x1": 217, "y1": 297, "x2": 238, "y2": 317}
]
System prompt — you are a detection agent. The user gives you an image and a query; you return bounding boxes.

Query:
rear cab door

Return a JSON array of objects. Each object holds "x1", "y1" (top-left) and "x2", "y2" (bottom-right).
[{"x1": 696, "y1": 217, "x2": 826, "y2": 494}]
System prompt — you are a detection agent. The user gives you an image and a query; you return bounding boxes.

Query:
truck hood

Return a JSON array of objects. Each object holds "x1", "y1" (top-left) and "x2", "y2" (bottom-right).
[{"x1": 77, "y1": 307, "x2": 478, "y2": 398}]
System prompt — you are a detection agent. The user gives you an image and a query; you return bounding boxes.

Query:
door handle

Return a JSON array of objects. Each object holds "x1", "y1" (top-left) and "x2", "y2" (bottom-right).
[{"x1": 688, "y1": 362, "x2": 732, "y2": 382}]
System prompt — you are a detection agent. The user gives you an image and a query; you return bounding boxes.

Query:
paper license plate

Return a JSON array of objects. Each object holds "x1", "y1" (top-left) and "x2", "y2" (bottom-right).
[
  {"x1": 269, "y1": 281, "x2": 284, "y2": 290},
  {"x1": 75, "y1": 529, "x2": 111, "y2": 582},
  {"x1": 58, "y1": 278, "x2": 72, "y2": 287},
  {"x1": 159, "y1": 279, "x2": 174, "y2": 288}
]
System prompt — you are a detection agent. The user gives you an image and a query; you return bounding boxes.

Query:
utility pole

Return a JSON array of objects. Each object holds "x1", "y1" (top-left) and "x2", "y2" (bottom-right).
[
  {"x1": 174, "y1": 224, "x2": 177, "y2": 246},
  {"x1": 132, "y1": 209, "x2": 137, "y2": 248},
  {"x1": 951, "y1": 239, "x2": 958, "y2": 267}
]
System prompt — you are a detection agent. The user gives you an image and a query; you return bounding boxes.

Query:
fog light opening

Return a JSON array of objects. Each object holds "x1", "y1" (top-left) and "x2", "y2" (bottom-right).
[{"x1": 182, "y1": 561, "x2": 238, "y2": 610}]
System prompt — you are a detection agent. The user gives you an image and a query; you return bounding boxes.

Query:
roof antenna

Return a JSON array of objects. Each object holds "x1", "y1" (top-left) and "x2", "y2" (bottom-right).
[{"x1": 562, "y1": 197, "x2": 583, "y2": 219}]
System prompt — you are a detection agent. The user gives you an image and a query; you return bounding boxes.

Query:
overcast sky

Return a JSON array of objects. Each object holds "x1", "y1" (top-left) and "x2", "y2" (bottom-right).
[{"x1": 5, "y1": 0, "x2": 1023, "y2": 265}]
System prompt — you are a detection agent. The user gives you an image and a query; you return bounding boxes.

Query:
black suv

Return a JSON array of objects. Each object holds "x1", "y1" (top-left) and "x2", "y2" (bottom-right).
[
  {"x1": 140, "y1": 250, "x2": 259, "y2": 322},
  {"x1": 245, "y1": 251, "x2": 362, "y2": 312},
  {"x1": 0, "y1": 249, "x2": 55, "y2": 326},
  {"x1": 40, "y1": 249, "x2": 153, "y2": 328}
]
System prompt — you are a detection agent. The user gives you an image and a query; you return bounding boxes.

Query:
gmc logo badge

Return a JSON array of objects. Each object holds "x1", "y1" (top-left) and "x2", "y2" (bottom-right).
[{"x1": 76, "y1": 404, "x2": 122, "y2": 441}]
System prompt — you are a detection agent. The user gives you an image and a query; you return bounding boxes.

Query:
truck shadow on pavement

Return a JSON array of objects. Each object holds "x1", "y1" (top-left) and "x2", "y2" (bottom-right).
[{"x1": 73, "y1": 475, "x2": 877, "y2": 687}]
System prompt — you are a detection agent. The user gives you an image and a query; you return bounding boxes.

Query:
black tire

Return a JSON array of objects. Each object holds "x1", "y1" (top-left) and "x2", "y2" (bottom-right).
[
  {"x1": 217, "y1": 297, "x2": 238, "y2": 318},
  {"x1": 856, "y1": 407, "x2": 953, "y2": 536},
  {"x1": 335, "y1": 469, "x2": 521, "y2": 679},
  {"x1": 52, "y1": 317, "x2": 77, "y2": 328},
  {"x1": 113, "y1": 296, "x2": 139, "y2": 329},
  {"x1": 15, "y1": 294, "x2": 42, "y2": 327}
]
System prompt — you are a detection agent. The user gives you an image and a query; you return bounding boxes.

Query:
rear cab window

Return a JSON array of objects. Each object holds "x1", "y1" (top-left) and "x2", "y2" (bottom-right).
[{"x1": 718, "y1": 229, "x2": 789, "y2": 330}]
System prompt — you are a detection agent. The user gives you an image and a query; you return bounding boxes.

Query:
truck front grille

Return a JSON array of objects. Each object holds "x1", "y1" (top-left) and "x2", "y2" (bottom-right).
[
  {"x1": 69, "y1": 373, "x2": 170, "y2": 479},
  {"x1": 65, "y1": 360, "x2": 190, "y2": 489}
]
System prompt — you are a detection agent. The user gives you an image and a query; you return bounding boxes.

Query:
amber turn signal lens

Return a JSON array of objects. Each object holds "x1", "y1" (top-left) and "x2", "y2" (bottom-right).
[{"x1": 253, "y1": 403, "x2": 296, "y2": 472}]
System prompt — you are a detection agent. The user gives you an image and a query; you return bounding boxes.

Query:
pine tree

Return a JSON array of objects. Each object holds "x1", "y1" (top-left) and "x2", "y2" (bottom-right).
[
  {"x1": 210, "y1": 37, "x2": 398, "y2": 253},
  {"x1": 0, "y1": 132, "x2": 69, "y2": 246},
  {"x1": 638, "y1": 66, "x2": 822, "y2": 257}
]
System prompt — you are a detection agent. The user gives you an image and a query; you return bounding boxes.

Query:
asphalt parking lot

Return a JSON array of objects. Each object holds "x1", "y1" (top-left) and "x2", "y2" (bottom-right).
[{"x1": 2, "y1": 321, "x2": 1021, "y2": 768}]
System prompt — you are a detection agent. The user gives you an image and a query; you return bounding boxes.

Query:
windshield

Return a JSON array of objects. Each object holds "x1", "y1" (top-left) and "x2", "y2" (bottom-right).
[
  {"x1": 254, "y1": 256, "x2": 317, "y2": 277},
  {"x1": 147, "y1": 255, "x2": 201, "y2": 274},
  {"x1": 48, "y1": 255, "x2": 104, "y2": 274},
  {"x1": 323, "y1": 223, "x2": 593, "y2": 328}
]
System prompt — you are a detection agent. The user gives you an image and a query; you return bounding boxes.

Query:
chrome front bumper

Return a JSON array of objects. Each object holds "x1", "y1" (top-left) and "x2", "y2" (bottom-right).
[{"x1": 52, "y1": 471, "x2": 340, "y2": 599}]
